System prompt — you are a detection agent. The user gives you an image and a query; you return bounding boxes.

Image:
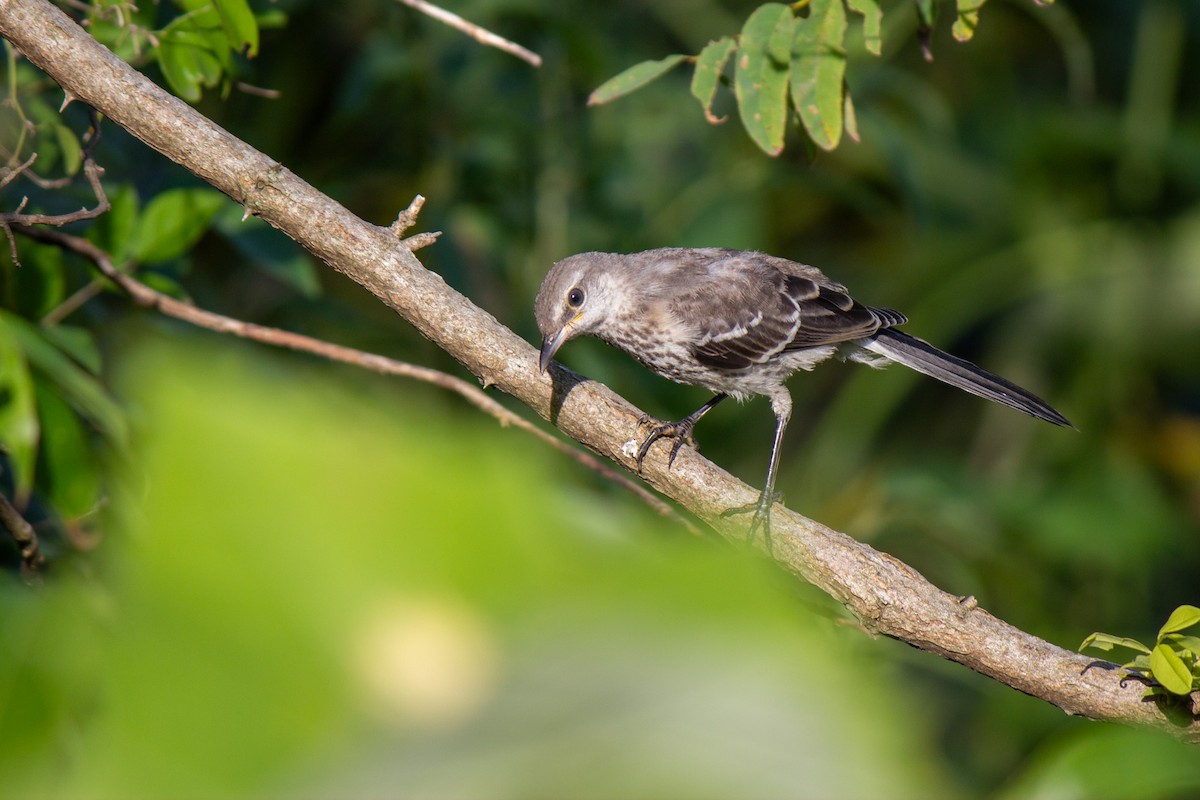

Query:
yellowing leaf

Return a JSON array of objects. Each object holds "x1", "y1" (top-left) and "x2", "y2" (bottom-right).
[
  {"x1": 690, "y1": 37, "x2": 737, "y2": 124},
  {"x1": 953, "y1": 0, "x2": 987, "y2": 42},
  {"x1": 846, "y1": 0, "x2": 883, "y2": 56},
  {"x1": 734, "y1": 3, "x2": 794, "y2": 156},
  {"x1": 791, "y1": 0, "x2": 848, "y2": 151}
]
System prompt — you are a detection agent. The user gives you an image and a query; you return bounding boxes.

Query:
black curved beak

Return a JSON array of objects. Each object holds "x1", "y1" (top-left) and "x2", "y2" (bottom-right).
[{"x1": 538, "y1": 327, "x2": 568, "y2": 374}]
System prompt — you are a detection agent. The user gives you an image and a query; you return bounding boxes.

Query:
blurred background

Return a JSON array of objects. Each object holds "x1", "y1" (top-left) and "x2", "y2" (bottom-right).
[{"x1": 2, "y1": 0, "x2": 1200, "y2": 796}]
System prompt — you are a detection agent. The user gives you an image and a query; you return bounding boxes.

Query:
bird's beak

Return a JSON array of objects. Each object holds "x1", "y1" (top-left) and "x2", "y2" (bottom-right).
[{"x1": 538, "y1": 320, "x2": 575, "y2": 374}]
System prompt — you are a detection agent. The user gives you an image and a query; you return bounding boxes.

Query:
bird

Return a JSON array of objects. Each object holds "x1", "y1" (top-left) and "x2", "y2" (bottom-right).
[{"x1": 534, "y1": 247, "x2": 1071, "y2": 540}]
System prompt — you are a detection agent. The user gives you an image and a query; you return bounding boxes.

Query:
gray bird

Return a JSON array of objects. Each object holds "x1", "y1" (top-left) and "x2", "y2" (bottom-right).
[{"x1": 535, "y1": 247, "x2": 1070, "y2": 538}]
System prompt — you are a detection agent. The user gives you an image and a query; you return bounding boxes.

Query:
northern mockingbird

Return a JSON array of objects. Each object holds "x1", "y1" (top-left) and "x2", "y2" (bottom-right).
[{"x1": 535, "y1": 247, "x2": 1070, "y2": 539}]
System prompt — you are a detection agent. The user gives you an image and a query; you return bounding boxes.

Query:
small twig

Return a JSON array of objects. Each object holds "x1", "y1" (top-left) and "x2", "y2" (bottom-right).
[
  {"x1": 16, "y1": 225, "x2": 701, "y2": 536},
  {"x1": 390, "y1": 195, "x2": 442, "y2": 251},
  {"x1": 396, "y1": 0, "x2": 542, "y2": 68},
  {"x1": 0, "y1": 151, "x2": 37, "y2": 191},
  {"x1": 1, "y1": 110, "x2": 109, "y2": 227},
  {"x1": 234, "y1": 82, "x2": 281, "y2": 100},
  {"x1": 41, "y1": 275, "x2": 104, "y2": 325},
  {"x1": 0, "y1": 491, "x2": 43, "y2": 580}
]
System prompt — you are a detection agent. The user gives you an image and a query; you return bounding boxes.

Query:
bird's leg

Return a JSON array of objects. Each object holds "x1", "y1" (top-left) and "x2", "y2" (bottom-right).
[
  {"x1": 721, "y1": 392, "x2": 791, "y2": 549},
  {"x1": 635, "y1": 394, "x2": 727, "y2": 472}
]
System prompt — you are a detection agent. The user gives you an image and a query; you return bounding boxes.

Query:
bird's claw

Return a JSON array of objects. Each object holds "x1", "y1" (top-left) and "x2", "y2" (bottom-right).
[
  {"x1": 721, "y1": 489, "x2": 783, "y2": 550},
  {"x1": 634, "y1": 415, "x2": 699, "y2": 473}
]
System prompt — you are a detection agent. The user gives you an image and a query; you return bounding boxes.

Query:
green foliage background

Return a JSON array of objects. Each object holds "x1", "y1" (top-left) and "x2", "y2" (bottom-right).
[{"x1": 2, "y1": 0, "x2": 1200, "y2": 796}]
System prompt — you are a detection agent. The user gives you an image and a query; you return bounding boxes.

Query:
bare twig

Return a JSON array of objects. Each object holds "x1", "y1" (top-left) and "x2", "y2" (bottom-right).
[
  {"x1": 390, "y1": 194, "x2": 442, "y2": 251},
  {"x1": 396, "y1": 0, "x2": 542, "y2": 68},
  {"x1": 0, "y1": 491, "x2": 42, "y2": 580},
  {"x1": 0, "y1": 110, "x2": 109, "y2": 227},
  {"x1": 13, "y1": 224, "x2": 702, "y2": 535}
]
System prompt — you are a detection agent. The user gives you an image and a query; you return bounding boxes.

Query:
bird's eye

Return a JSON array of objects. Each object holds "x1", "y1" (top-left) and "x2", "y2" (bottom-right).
[{"x1": 567, "y1": 287, "x2": 585, "y2": 307}]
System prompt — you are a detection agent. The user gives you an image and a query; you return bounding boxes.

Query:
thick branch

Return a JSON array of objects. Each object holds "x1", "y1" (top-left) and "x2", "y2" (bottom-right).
[
  {"x1": 12, "y1": 223, "x2": 699, "y2": 535},
  {"x1": 1, "y1": 0, "x2": 1194, "y2": 740}
]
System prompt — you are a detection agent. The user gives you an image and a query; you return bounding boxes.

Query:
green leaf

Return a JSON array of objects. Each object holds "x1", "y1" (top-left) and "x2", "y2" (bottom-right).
[
  {"x1": 54, "y1": 123, "x2": 82, "y2": 176},
  {"x1": 846, "y1": 0, "x2": 883, "y2": 56},
  {"x1": 34, "y1": 375, "x2": 102, "y2": 520},
  {"x1": 914, "y1": 0, "x2": 937, "y2": 27},
  {"x1": 1079, "y1": 632, "x2": 1152, "y2": 655},
  {"x1": 40, "y1": 325, "x2": 102, "y2": 375},
  {"x1": 255, "y1": 9, "x2": 288, "y2": 29},
  {"x1": 953, "y1": 0, "x2": 987, "y2": 42},
  {"x1": 157, "y1": 29, "x2": 222, "y2": 102},
  {"x1": 734, "y1": 3, "x2": 794, "y2": 157},
  {"x1": 690, "y1": 37, "x2": 737, "y2": 124},
  {"x1": 791, "y1": 0, "x2": 848, "y2": 152},
  {"x1": 212, "y1": 0, "x2": 259, "y2": 56},
  {"x1": 1163, "y1": 634, "x2": 1200, "y2": 656},
  {"x1": 87, "y1": 183, "x2": 140, "y2": 265},
  {"x1": 1149, "y1": 644, "x2": 1194, "y2": 695},
  {"x1": 1158, "y1": 605, "x2": 1200, "y2": 638},
  {"x1": 844, "y1": 91, "x2": 860, "y2": 143},
  {"x1": 0, "y1": 312, "x2": 128, "y2": 448},
  {"x1": 587, "y1": 55, "x2": 688, "y2": 107},
  {"x1": 132, "y1": 188, "x2": 228, "y2": 264},
  {"x1": 1123, "y1": 654, "x2": 1152, "y2": 672},
  {"x1": 0, "y1": 315, "x2": 41, "y2": 504}
]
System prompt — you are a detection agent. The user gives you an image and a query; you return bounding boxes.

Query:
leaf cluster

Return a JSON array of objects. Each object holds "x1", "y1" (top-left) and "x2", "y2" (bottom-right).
[
  {"x1": 83, "y1": 0, "x2": 278, "y2": 101},
  {"x1": 1082, "y1": 606, "x2": 1200, "y2": 698},
  {"x1": 586, "y1": 0, "x2": 1038, "y2": 156}
]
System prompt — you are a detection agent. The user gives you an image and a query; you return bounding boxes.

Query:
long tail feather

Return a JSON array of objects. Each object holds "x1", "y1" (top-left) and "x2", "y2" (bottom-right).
[{"x1": 863, "y1": 328, "x2": 1072, "y2": 427}]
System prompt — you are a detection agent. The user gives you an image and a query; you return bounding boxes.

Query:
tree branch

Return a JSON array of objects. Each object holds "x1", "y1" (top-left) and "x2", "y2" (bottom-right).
[
  {"x1": 11, "y1": 223, "x2": 702, "y2": 536},
  {"x1": 1, "y1": 0, "x2": 1194, "y2": 741}
]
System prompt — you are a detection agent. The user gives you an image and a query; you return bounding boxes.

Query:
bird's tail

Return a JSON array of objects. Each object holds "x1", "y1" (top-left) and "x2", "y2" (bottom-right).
[{"x1": 863, "y1": 328, "x2": 1072, "y2": 427}]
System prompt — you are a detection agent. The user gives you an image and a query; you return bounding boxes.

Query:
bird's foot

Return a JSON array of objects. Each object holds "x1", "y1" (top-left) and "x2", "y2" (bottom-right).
[
  {"x1": 720, "y1": 489, "x2": 783, "y2": 550},
  {"x1": 635, "y1": 413, "x2": 700, "y2": 473}
]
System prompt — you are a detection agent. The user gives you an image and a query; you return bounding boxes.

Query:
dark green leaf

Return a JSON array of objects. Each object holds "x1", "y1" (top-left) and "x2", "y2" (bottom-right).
[
  {"x1": 1149, "y1": 643, "x2": 1193, "y2": 695},
  {"x1": 1, "y1": 312, "x2": 128, "y2": 447},
  {"x1": 87, "y1": 183, "x2": 140, "y2": 264},
  {"x1": 54, "y1": 123, "x2": 82, "y2": 176},
  {"x1": 690, "y1": 37, "x2": 737, "y2": 124},
  {"x1": 734, "y1": 3, "x2": 794, "y2": 156},
  {"x1": 10, "y1": 240, "x2": 65, "y2": 319},
  {"x1": 1158, "y1": 605, "x2": 1200, "y2": 638},
  {"x1": 0, "y1": 315, "x2": 40, "y2": 504},
  {"x1": 791, "y1": 0, "x2": 848, "y2": 152},
  {"x1": 40, "y1": 326, "x2": 102, "y2": 375},
  {"x1": 34, "y1": 376, "x2": 101, "y2": 520},
  {"x1": 953, "y1": 0, "x2": 987, "y2": 42},
  {"x1": 587, "y1": 55, "x2": 688, "y2": 107},
  {"x1": 215, "y1": 206, "x2": 322, "y2": 298},
  {"x1": 846, "y1": 0, "x2": 883, "y2": 56},
  {"x1": 132, "y1": 188, "x2": 228, "y2": 264}
]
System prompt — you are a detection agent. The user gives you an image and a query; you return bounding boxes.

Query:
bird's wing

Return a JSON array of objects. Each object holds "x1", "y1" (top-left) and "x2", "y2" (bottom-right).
[{"x1": 677, "y1": 251, "x2": 903, "y2": 370}]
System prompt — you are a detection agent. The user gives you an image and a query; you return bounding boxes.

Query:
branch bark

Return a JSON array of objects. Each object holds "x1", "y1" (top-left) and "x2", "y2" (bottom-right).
[{"x1": 1, "y1": 0, "x2": 1195, "y2": 741}]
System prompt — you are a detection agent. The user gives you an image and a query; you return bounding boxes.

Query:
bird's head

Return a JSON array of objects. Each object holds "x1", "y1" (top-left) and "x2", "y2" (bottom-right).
[{"x1": 533, "y1": 252, "x2": 624, "y2": 373}]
